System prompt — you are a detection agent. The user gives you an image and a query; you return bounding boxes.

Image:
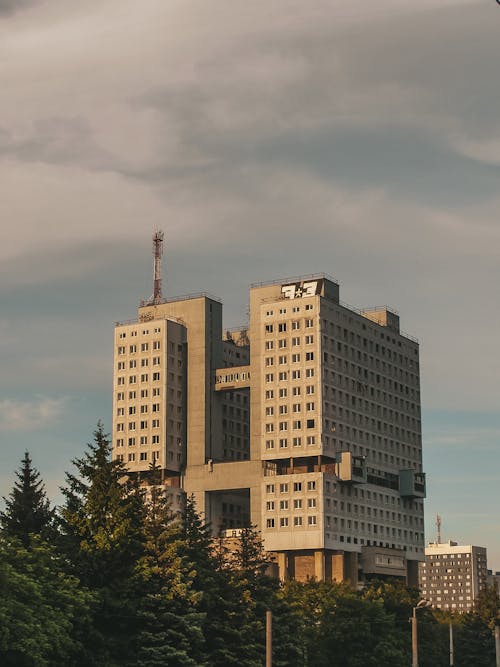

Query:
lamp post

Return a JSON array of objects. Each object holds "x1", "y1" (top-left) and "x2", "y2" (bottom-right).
[{"x1": 411, "y1": 599, "x2": 432, "y2": 667}]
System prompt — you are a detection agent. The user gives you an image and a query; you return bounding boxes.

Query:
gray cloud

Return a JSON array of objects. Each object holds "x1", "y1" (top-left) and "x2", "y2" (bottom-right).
[{"x1": 0, "y1": 0, "x2": 40, "y2": 17}]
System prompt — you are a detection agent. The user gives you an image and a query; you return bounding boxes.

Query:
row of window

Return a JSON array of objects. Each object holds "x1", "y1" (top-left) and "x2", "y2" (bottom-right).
[
  {"x1": 265, "y1": 352, "x2": 315, "y2": 365},
  {"x1": 265, "y1": 368, "x2": 315, "y2": 382},
  {"x1": 264, "y1": 304, "x2": 314, "y2": 317},
  {"x1": 265, "y1": 335, "x2": 314, "y2": 349},
  {"x1": 266, "y1": 481, "x2": 316, "y2": 493},
  {"x1": 117, "y1": 341, "x2": 162, "y2": 354},
  {"x1": 266, "y1": 498, "x2": 317, "y2": 510},
  {"x1": 265, "y1": 402, "x2": 315, "y2": 415},
  {"x1": 266, "y1": 515, "x2": 317, "y2": 528},
  {"x1": 265, "y1": 419, "x2": 316, "y2": 432},
  {"x1": 265, "y1": 436, "x2": 316, "y2": 449},
  {"x1": 265, "y1": 319, "x2": 314, "y2": 334},
  {"x1": 118, "y1": 327, "x2": 162, "y2": 339},
  {"x1": 116, "y1": 435, "x2": 161, "y2": 446}
]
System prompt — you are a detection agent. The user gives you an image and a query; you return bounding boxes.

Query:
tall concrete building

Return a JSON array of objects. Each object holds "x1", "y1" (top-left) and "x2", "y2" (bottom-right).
[
  {"x1": 113, "y1": 268, "x2": 426, "y2": 586},
  {"x1": 419, "y1": 541, "x2": 488, "y2": 611}
]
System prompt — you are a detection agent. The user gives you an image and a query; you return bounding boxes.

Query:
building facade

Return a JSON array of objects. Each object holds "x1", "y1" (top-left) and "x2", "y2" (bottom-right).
[
  {"x1": 113, "y1": 273, "x2": 425, "y2": 586},
  {"x1": 419, "y1": 541, "x2": 488, "y2": 611}
]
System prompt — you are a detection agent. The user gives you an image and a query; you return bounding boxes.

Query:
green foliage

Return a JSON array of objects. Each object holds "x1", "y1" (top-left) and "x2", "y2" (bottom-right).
[
  {"x1": 1, "y1": 451, "x2": 54, "y2": 547},
  {"x1": 0, "y1": 535, "x2": 94, "y2": 667},
  {"x1": 135, "y1": 469, "x2": 205, "y2": 666},
  {"x1": 59, "y1": 422, "x2": 146, "y2": 665}
]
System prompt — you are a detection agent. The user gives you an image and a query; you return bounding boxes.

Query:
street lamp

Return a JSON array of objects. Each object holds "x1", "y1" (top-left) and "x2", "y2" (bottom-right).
[{"x1": 410, "y1": 599, "x2": 432, "y2": 667}]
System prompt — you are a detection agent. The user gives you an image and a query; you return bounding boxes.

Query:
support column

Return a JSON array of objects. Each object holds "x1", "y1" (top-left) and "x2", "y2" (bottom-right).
[
  {"x1": 332, "y1": 551, "x2": 345, "y2": 582},
  {"x1": 344, "y1": 551, "x2": 358, "y2": 588},
  {"x1": 314, "y1": 550, "x2": 325, "y2": 581},
  {"x1": 277, "y1": 552, "x2": 289, "y2": 582}
]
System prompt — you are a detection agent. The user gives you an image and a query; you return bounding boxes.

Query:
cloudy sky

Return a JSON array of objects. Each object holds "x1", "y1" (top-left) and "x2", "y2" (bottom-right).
[{"x1": 1, "y1": 0, "x2": 499, "y2": 564}]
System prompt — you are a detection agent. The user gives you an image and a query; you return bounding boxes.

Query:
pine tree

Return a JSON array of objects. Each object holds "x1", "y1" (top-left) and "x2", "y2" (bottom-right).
[
  {"x1": 58, "y1": 422, "x2": 145, "y2": 666},
  {"x1": 1, "y1": 451, "x2": 54, "y2": 547}
]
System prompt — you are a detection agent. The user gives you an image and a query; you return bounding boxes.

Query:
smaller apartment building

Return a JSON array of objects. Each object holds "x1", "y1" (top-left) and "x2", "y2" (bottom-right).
[{"x1": 419, "y1": 541, "x2": 488, "y2": 611}]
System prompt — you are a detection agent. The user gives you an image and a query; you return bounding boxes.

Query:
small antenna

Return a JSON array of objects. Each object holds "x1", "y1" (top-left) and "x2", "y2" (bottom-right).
[
  {"x1": 436, "y1": 513, "x2": 442, "y2": 544},
  {"x1": 152, "y1": 230, "x2": 164, "y2": 304}
]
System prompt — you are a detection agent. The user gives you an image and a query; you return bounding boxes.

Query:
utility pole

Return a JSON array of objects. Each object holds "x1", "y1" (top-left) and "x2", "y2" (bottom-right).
[
  {"x1": 266, "y1": 610, "x2": 272, "y2": 667},
  {"x1": 411, "y1": 607, "x2": 418, "y2": 667},
  {"x1": 449, "y1": 621, "x2": 454, "y2": 666},
  {"x1": 411, "y1": 600, "x2": 432, "y2": 667}
]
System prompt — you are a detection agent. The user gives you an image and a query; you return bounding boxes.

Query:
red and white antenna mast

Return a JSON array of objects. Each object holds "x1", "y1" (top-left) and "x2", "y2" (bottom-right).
[
  {"x1": 152, "y1": 230, "x2": 164, "y2": 303},
  {"x1": 436, "y1": 513, "x2": 442, "y2": 544}
]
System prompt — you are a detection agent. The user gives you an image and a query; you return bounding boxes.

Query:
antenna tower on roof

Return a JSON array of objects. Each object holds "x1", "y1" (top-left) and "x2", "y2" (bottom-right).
[{"x1": 152, "y1": 230, "x2": 164, "y2": 304}]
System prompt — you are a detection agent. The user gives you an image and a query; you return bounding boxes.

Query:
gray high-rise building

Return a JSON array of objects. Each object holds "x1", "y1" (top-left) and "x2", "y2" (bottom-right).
[{"x1": 113, "y1": 270, "x2": 425, "y2": 585}]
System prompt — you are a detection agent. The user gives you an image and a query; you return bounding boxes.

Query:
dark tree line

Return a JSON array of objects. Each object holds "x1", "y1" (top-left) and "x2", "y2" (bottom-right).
[{"x1": 1, "y1": 424, "x2": 499, "y2": 666}]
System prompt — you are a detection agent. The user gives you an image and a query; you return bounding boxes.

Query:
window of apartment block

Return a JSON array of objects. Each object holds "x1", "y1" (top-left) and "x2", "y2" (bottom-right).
[
  {"x1": 266, "y1": 501, "x2": 275, "y2": 510},
  {"x1": 294, "y1": 516, "x2": 303, "y2": 526},
  {"x1": 279, "y1": 438, "x2": 288, "y2": 448},
  {"x1": 305, "y1": 335, "x2": 314, "y2": 344},
  {"x1": 293, "y1": 436, "x2": 302, "y2": 447},
  {"x1": 306, "y1": 419, "x2": 315, "y2": 428},
  {"x1": 292, "y1": 354, "x2": 301, "y2": 363},
  {"x1": 292, "y1": 403, "x2": 301, "y2": 412},
  {"x1": 293, "y1": 482, "x2": 302, "y2": 492},
  {"x1": 293, "y1": 420, "x2": 302, "y2": 429},
  {"x1": 266, "y1": 484, "x2": 275, "y2": 493},
  {"x1": 292, "y1": 321, "x2": 300, "y2": 330},
  {"x1": 279, "y1": 388, "x2": 287, "y2": 398},
  {"x1": 278, "y1": 323, "x2": 287, "y2": 332},
  {"x1": 265, "y1": 324, "x2": 273, "y2": 333},
  {"x1": 278, "y1": 355, "x2": 287, "y2": 364},
  {"x1": 306, "y1": 402, "x2": 315, "y2": 411},
  {"x1": 292, "y1": 337, "x2": 300, "y2": 346},
  {"x1": 291, "y1": 370, "x2": 301, "y2": 379},
  {"x1": 307, "y1": 481, "x2": 316, "y2": 490},
  {"x1": 279, "y1": 483, "x2": 289, "y2": 493},
  {"x1": 265, "y1": 374, "x2": 274, "y2": 382},
  {"x1": 308, "y1": 498, "x2": 317, "y2": 508},
  {"x1": 265, "y1": 341, "x2": 274, "y2": 350},
  {"x1": 129, "y1": 345, "x2": 137, "y2": 353},
  {"x1": 305, "y1": 352, "x2": 314, "y2": 361},
  {"x1": 294, "y1": 499, "x2": 303, "y2": 509},
  {"x1": 278, "y1": 372, "x2": 288, "y2": 381},
  {"x1": 306, "y1": 436, "x2": 316, "y2": 445},
  {"x1": 265, "y1": 390, "x2": 274, "y2": 399},
  {"x1": 305, "y1": 368, "x2": 315, "y2": 377},
  {"x1": 280, "y1": 517, "x2": 289, "y2": 527},
  {"x1": 305, "y1": 319, "x2": 313, "y2": 328},
  {"x1": 280, "y1": 500, "x2": 289, "y2": 510},
  {"x1": 265, "y1": 439, "x2": 275, "y2": 450},
  {"x1": 153, "y1": 341, "x2": 161, "y2": 350},
  {"x1": 306, "y1": 385, "x2": 315, "y2": 394},
  {"x1": 308, "y1": 515, "x2": 317, "y2": 525},
  {"x1": 278, "y1": 339, "x2": 287, "y2": 348},
  {"x1": 292, "y1": 386, "x2": 301, "y2": 395}
]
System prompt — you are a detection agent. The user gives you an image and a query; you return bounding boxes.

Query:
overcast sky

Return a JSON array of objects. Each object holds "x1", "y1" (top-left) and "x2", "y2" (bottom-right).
[{"x1": 1, "y1": 0, "x2": 499, "y2": 565}]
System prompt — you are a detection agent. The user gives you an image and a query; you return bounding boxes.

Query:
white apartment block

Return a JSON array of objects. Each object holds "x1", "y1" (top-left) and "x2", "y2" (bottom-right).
[
  {"x1": 419, "y1": 541, "x2": 488, "y2": 611},
  {"x1": 113, "y1": 272, "x2": 426, "y2": 586}
]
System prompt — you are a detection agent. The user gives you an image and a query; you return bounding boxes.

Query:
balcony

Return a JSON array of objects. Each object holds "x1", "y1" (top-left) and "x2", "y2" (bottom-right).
[
  {"x1": 335, "y1": 451, "x2": 367, "y2": 484},
  {"x1": 399, "y1": 470, "x2": 426, "y2": 498}
]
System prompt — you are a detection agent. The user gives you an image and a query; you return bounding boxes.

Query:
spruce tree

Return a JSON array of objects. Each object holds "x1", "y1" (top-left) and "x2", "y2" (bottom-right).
[
  {"x1": 1, "y1": 451, "x2": 54, "y2": 547},
  {"x1": 58, "y1": 422, "x2": 145, "y2": 666},
  {"x1": 180, "y1": 497, "x2": 243, "y2": 666},
  {"x1": 135, "y1": 465, "x2": 205, "y2": 666}
]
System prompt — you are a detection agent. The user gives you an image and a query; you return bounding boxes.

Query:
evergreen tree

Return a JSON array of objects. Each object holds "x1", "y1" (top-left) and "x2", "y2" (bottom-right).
[
  {"x1": 179, "y1": 497, "x2": 243, "y2": 666},
  {"x1": 1, "y1": 451, "x2": 54, "y2": 547},
  {"x1": 0, "y1": 534, "x2": 94, "y2": 667},
  {"x1": 135, "y1": 465, "x2": 205, "y2": 666},
  {"x1": 231, "y1": 526, "x2": 302, "y2": 667},
  {"x1": 58, "y1": 422, "x2": 145, "y2": 666}
]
